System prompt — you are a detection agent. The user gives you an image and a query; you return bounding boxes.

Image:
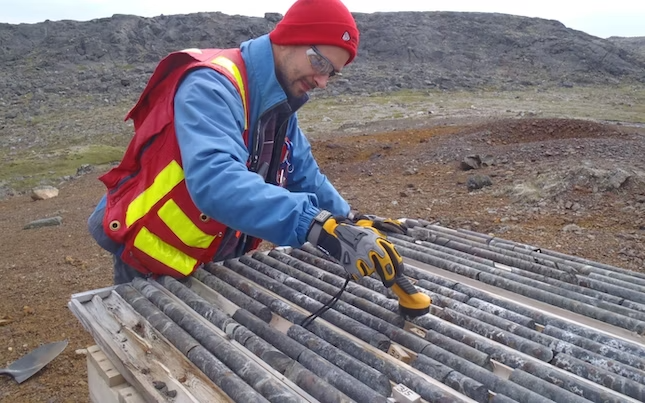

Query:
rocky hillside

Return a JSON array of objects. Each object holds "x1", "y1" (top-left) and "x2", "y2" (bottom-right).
[
  {"x1": 608, "y1": 36, "x2": 645, "y2": 61},
  {"x1": 1, "y1": 11, "x2": 645, "y2": 116}
]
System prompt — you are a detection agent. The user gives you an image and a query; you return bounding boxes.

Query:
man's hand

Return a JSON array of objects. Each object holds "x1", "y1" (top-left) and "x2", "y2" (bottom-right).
[
  {"x1": 349, "y1": 211, "x2": 408, "y2": 235},
  {"x1": 307, "y1": 210, "x2": 401, "y2": 286}
]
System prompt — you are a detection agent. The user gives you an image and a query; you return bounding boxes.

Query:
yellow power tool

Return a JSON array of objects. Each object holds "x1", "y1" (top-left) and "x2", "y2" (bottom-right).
[
  {"x1": 360, "y1": 237, "x2": 431, "y2": 317},
  {"x1": 351, "y1": 215, "x2": 431, "y2": 317},
  {"x1": 307, "y1": 211, "x2": 431, "y2": 319}
]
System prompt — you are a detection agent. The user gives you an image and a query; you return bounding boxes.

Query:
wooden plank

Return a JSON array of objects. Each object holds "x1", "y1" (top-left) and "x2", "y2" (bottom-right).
[
  {"x1": 118, "y1": 386, "x2": 146, "y2": 403},
  {"x1": 69, "y1": 293, "x2": 233, "y2": 403},
  {"x1": 87, "y1": 345, "x2": 145, "y2": 403},
  {"x1": 71, "y1": 286, "x2": 116, "y2": 303},
  {"x1": 87, "y1": 347, "x2": 126, "y2": 403},
  {"x1": 88, "y1": 345, "x2": 125, "y2": 387}
]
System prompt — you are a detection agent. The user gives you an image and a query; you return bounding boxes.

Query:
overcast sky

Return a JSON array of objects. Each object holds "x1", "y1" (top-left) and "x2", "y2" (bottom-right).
[{"x1": 1, "y1": 0, "x2": 644, "y2": 39}]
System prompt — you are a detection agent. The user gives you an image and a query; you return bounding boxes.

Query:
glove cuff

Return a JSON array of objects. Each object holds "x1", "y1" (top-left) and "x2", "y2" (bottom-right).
[{"x1": 307, "y1": 210, "x2": 333, "y2": 244}]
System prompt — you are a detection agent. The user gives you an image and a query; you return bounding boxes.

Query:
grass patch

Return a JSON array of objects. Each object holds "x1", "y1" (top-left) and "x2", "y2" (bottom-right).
[{"x1": 1, "y1": 145, "x2": 124, "y2": 191}]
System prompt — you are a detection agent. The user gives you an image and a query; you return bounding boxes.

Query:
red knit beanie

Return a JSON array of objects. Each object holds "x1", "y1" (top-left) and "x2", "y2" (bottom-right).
[{"x1": 269, "y1": 0, "x2": 360, "y2": 64}]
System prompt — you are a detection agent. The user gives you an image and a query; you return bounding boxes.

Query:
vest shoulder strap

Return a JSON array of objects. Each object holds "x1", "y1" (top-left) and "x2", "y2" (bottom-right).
[{"x1": 125, "y1": 48, "x2": 250, "y2": 131}]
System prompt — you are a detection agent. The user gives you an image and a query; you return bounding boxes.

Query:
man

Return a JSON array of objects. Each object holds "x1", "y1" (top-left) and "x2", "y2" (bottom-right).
[{"x1": 88, "y1": 0, "x2": 406, "y2": 286}]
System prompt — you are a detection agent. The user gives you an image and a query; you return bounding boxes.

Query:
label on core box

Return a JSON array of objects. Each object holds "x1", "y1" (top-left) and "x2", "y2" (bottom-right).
[
  {"x1": 392, "y1": 384, "x2": 421, "y2": 403},
  {"x1": 387, "y1": 344, "x2": 411, "y2": 363}
]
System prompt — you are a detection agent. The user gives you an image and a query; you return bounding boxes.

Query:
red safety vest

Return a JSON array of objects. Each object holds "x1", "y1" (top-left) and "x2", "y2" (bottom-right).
[{"x1": 100, "y1": 48, "x2": 263, "y2": 279}]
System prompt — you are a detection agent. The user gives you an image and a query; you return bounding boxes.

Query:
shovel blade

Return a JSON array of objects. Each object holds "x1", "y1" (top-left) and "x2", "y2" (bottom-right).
[{"x1": 1, "y1": 340, "x2": 68, "y2": 384}]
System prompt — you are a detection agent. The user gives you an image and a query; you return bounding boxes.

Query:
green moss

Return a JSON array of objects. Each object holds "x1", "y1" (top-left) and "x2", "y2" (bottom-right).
[{"x1": 1, "y1": 145, "x2": 124, "y2": 191}]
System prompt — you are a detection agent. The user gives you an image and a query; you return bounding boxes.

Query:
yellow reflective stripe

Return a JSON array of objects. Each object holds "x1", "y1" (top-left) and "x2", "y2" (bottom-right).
[
  {"x1": 212, "y1": 56, "x2": 248, "y2": 130},
  {"x1": 157, "y1": 199, "x2": 215, "y2": 249},
  {"x1": 126, "y1": 161, "x2": 184, "y2": 227},
  {"x1": 134, "y1": 227, "x2": 196, "y2": 275}
]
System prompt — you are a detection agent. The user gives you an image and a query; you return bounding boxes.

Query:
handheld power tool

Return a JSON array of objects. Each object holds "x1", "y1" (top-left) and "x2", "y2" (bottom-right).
[
  {"x1": 349, "y1": 213, "x2": 432, "y2": 317},
  {"x1": 346, "y1": 233, "x2": 432, "y2": 318},
  {"x1": 304, "y1": 211, "x2": 431, "y2": 326}
]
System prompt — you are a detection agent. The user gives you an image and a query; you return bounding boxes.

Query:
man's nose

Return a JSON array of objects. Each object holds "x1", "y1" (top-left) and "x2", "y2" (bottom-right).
[{"x1": 313, "y1": 74, "x2": 329, "y2": 89}]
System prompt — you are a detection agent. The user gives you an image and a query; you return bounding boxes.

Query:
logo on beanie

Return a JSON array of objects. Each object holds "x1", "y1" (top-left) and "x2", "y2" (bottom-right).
[{"x1": 342, "y1": 31, "x2": 351, "y2": 42}]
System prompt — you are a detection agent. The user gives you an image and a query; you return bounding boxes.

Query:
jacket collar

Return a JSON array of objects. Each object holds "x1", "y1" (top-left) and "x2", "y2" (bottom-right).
[{"x1": 240, "y1": 34, "x2": 308, "y2": 116}]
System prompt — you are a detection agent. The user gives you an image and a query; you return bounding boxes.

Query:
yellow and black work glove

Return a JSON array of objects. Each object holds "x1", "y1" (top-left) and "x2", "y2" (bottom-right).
[
  {"x1": 348, "y1": 211, "x2": 408, "y2": 235},
  {"x1": 307, "y1": 210, "x2": 400, "y2": 286},
  {"x1": 307, "y1": 210, "x2": 431, "y2": 318}
]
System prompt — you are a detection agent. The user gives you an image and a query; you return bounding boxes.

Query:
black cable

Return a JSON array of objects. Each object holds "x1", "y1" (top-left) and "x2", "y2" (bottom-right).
[{"x1": 300, "y1": 277, "x2": 350, "y2": 328}]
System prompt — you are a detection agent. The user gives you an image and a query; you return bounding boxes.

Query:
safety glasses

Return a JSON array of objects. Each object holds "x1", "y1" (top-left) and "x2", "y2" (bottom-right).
[{"x1": 306, "y1": 46, "x2": 341, "y2": 77}]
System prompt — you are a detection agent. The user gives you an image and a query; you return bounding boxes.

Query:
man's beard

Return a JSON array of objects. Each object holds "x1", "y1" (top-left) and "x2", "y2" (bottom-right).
[
  {"x1": 275, "y1": 67, "x2": 297, "y2": 99},
  {"x1": 275, "y1": 67, "x2": 313, "y2": 99}
]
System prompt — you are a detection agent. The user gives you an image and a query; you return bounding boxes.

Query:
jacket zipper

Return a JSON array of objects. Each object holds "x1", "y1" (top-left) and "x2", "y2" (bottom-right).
[
  {"x1": 266, "y1": 118, "x2": 291, "y2": 185},
  {"x1": 248, "y1": 100, "x2": 288, "y2": 173}
]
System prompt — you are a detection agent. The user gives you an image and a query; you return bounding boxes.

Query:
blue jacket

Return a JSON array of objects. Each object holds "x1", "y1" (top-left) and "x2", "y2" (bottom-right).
[{"x1": 94, "y1": 35, "x2": 349, "y2": 249}]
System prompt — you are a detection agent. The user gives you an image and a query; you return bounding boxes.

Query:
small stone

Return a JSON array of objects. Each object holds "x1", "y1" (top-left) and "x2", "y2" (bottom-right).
[
  {"x1": 76, "y1": 164, "x2": 93, "y2": 176},
  {"x1": 23, "y1": 216, "x2": 63, "y2": 230},
  {"x1": 562, "y1": 224, "x2": 583, "y2": 233},
  {"x1": 31, "y1": 186, "x2": 59, "y2": 201},
  {"x1": 460, "y1": 155, "x2": 481, "y2": 171},
  {"x1": 153, "y1": 380, "x2": 166, "y2": 390},
  {"x1": 466, "y1": 175, "x2": 493, "y2": 191}
]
